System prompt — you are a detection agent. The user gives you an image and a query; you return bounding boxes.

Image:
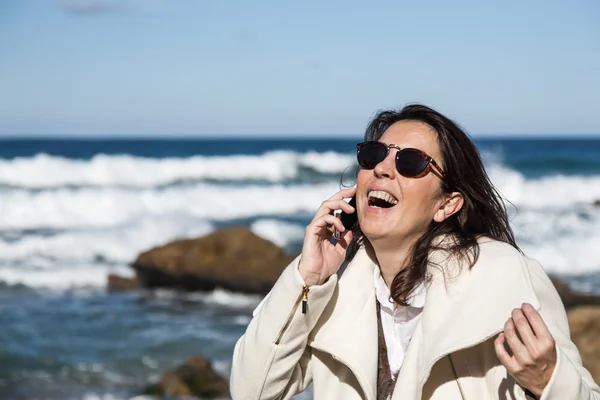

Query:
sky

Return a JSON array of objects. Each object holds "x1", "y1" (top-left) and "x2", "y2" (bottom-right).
[{"x1": 0, "y1": 0, "x2": 599, "y2": 137}]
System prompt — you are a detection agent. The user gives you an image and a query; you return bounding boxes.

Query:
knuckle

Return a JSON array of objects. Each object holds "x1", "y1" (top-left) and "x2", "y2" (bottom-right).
[
  {"x1": 543, "y1": 339, "x2": 555, "y2": 352},
  {"x1": 523, "y1": 355, "x2": 535, "y2": 367},
  {"x1": 514, "y1": 318, "x2": 528, "y2": 328},
  {"x1": 513, "y1": 364, "x2": 524, "y2": 374}
]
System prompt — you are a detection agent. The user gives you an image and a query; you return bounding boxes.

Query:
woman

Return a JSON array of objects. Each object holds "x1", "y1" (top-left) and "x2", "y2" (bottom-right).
[{"x1": 230, "y1": 105, "x2": 599, "y2": 400}]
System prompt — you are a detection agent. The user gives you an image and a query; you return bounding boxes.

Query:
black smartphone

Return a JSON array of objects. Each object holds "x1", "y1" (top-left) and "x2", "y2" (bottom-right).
[{"x1": 333, "y1": 195, "x2": 357, "y2": 240}]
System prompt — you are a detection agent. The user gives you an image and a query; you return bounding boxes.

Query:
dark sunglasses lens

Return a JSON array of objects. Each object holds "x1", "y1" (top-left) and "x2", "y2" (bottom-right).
[
  {"x1": 357, "y1": 142, "x2": 388, "y2": 169},
  {"x1": 396, "y1": 149, "x2": 428, "y2": 177}
]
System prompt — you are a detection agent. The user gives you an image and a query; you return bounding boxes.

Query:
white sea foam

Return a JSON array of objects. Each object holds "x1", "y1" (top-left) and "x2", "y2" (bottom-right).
[
  {"x1": 153, "y1": 288, "x2": 262, "y2": 308},
  {"x1": 1, "y1": 156, "x2": 600, "y2": 290},
  {"x1": 488, "y1": 164, "x2": 600, "y2": 208},
  {"x1": 0, "y1": 217, "x2": 213, "y2": 289},
  {"x1": 1, "y1": 166, "x2": 599, "y2": 232},
  {"x1": 0, "y1": 151, "x2": 355, "y2": 188},
  {"x1": 0, "y1": 183, "x2": 339, "y2": 230},
  {"x1": 0, "y1": 263, "x2": 129, "y2": 289},
  {"x1": 0, "y1": 216, "x2": 213, "y2": 263},
  {"x1": 514, "y1": 208, "x2": 600, "y2": 275},
  {"x1": 251, "y1": 219, "x2": 305, "y2": 248}
]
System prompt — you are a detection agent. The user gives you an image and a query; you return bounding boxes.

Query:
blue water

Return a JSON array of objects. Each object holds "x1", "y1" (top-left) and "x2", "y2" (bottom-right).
[
  {"x1": 0, "y1": 137, "x2": 599, "y2": 400},
  {"x1": 3, "y1": 137, "x2": 600, "y2": 176}
]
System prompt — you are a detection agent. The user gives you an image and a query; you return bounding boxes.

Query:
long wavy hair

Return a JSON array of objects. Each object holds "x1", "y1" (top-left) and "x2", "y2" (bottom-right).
[{"x1": 346, "y1": 104, "x2": 519, "y2": 306}]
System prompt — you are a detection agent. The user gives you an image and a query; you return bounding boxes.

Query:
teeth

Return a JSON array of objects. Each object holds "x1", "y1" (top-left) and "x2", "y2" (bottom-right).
[{"x1": 368, "y1": 190, "x2": 398, "y2": 205}]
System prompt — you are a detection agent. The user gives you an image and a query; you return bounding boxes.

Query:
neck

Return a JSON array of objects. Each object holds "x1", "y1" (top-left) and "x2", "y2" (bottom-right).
[{"x1": 365, "y1": 236, "x2": 418, "y2": 289}]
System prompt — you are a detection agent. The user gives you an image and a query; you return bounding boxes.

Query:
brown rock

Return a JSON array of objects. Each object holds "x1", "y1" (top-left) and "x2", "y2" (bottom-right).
[
  {"x1": 551, "y1": 277, "x2": 600, "y2": 309},
  {"x1": 144, "y1": 356, "x2": 229, "y2": 398},
  {"x1": 568, "y1": 306, "x2": 600, "y2": 384},
  {"x1": 107, "y1": 274, "x2": 139, "y2": 292},
  {"x1": 131, "y1": 226, "x2": 296, "y2": 294}
]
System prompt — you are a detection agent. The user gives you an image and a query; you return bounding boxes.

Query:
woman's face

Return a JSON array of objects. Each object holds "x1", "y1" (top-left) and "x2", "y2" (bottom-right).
[{"x1": 356, "y1": 120, "x2": 449, "y2": 244}]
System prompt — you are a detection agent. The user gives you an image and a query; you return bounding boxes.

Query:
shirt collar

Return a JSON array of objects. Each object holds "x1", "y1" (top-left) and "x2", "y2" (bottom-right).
[{"x1": 373, "y1": 266, "x2": 427, "y2": 310}]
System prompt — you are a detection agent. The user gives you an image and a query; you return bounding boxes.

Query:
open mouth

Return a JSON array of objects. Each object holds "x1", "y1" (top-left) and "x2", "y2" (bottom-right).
[{"x1": 367, "y1": 190, "x2": 398, "y2": 209}]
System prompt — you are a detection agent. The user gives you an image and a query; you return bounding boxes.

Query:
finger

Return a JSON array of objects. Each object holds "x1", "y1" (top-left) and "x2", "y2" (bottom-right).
[
  {"x1": 494, "y1": 333, "x2": 520, "y2": 372},
  {"x1": 313, "y1": 199, "x2": 356, "y2": 220},
  {"x1": 335, "y1": 229, "x2": 354, "y2": 254},
  {"x1": 511, "y1": 307, "x2": 537, "y2": 350},
  {"x1": 503, "y1": 317, "x2": 530, "y2": 365},
  {"x1": 521, "y1": 303, "x2": 551, "y2": 338},
  {"x1": 320, "y1": 187, "x2": 357, "y2": 207},
  {"x1": 310, "y1": 214, "x2": 346, "y2": 236}
]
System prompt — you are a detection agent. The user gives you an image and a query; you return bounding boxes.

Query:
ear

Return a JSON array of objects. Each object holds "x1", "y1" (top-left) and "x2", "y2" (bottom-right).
[{"x1": 433, "y1": 192, "x2": 464, "y2": 223}]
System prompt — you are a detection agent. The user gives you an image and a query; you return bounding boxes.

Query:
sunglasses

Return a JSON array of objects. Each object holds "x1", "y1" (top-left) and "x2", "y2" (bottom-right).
[{"x1": 356, "y1": 141, "x2": 447, "y2": 180}]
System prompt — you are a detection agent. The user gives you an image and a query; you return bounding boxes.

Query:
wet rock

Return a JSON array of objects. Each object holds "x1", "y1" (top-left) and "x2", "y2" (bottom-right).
[
  {"x1": 550, "y1": 278, "x2": 600, "y2": 309},
  {"x1": 144, "y1": 356, "x2": 229, "y2": 399},
  {"x1": 107, "y1": 274, "x2": 139, "y2": 291},
  {"x1": 131, "y1": 227, "x2": 297, "y2": 294},
  {"x1": 568, "y1": 306, "x2": 600, "y2": 384}
]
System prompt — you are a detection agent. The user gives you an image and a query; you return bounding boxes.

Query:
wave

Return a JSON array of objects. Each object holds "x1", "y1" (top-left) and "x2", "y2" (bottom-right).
[
  {"x1": 514, "y1": 208, "x2": 600, "y2": 275},
  {"x1": 0, "y1": 218, "x2": 304, "y2": 289},
  {"x1": 1, "y1": 161, "x2": 599, "y2": 289},
  {"x1": 0, "y1": 183, "x2": 339, "y2": 230},
  {"x1": 0, "y1": 151, "x2": 356, "y2": 188},
  {"x1": 0, "y1": 217, "x2": 214, "y2": 289},
  {"x1": 487, "y1": 165, "x2": 600, "y2": 208},
  {"x1": 1, "y1": 167, "x2": 599, "y2": 231}
]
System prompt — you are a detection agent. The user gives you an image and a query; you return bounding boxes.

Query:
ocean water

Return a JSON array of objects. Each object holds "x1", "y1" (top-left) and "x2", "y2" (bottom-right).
[{"x1": 1, "y1": 137, "x2": 600, "y2": 399}]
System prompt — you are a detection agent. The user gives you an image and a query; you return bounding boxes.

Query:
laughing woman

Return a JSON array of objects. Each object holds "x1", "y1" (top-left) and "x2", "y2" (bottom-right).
[{"x1": 230, "y1": 105, "x2": 599, "y2": 400}]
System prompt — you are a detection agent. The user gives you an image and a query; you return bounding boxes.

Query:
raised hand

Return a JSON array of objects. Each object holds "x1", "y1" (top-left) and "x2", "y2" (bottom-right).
[
  {"x1": 298, "y1": 187, "x2": 356, "y2": 287},
  {"x1": 494, "y1": 303, "x2": 557, "y2": 398}
]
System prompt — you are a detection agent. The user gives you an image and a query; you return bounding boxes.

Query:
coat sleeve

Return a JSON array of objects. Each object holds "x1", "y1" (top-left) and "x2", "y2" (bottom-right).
[
  {"x1": 526, "y1": 257, "x2": 600, "y2": 400},
  {"x1": 230, "y1": 256, "x2": 338, "y2": 400}
]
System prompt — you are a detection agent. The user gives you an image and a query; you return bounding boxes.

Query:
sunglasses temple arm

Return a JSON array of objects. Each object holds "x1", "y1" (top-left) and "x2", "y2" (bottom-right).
[{"x1": 429, "y1": 158, "x2": 447, "y2": 180}]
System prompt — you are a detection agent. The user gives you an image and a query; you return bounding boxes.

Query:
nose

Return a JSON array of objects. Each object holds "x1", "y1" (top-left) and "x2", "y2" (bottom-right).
[{"x1": 373, "y1": 148, "x2": 397, "y2": 179}]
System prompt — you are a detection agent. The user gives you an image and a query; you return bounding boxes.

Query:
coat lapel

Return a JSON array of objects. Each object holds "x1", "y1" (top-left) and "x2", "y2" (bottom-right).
[
  {"x1": 310, "y1": 238, "x2": 541, "y2": 400},
  {"x1": 393, "y1": 239, "x2": 541, "y2": 400},
  {"x1": 310, "y1": 247, "x2": 379, "y2": 400}
]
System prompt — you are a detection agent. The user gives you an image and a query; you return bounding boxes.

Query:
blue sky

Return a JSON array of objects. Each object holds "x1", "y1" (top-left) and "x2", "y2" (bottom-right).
[{"x1": 0, "y1": 0, "x2": 599, "y2": 137}]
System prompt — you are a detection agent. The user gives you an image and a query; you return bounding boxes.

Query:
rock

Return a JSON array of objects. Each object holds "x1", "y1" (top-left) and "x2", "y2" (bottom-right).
[
  {"x1": 568, "y1": 306, "x2": 600, "y2": 384},
  {"x1": 144, "y1": 356, "x2": 229, "y2": 399},
  {"x1": 594, "y1": 199, "x2": 600, "y2": 207},
  {"x1": 550, "y1": 278, "x2": 600, "y2": 310},
  {"x1": 107, "y1": 274, "x2": 139, "y2": 291},
  {"x1": 131, "y1": 227, "x2": 297, "y2": 294}
]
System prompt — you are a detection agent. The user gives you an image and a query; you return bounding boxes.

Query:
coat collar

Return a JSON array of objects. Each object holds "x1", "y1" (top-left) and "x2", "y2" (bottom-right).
[{"x1": 310, "y1": 237, "x2": 541, "y2": 400}]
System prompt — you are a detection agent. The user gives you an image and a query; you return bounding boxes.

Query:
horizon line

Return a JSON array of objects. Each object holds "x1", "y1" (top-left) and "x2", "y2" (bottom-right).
[{"x1": 0, "y1": 133, "x2": 600, "y2": 140}]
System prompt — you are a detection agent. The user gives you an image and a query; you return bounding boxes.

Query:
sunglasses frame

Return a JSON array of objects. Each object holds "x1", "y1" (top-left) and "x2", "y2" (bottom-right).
[{"x1": 356, "y1": 141, "x2": 448, "y2": 180}]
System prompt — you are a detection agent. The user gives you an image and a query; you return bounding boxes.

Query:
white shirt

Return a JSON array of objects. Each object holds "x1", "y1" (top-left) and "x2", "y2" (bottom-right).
[{"x1": 374, "y1": 267, "x2": 427, "y2": 375}]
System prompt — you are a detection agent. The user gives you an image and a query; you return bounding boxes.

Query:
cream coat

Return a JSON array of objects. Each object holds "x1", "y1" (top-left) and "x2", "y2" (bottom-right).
[{"x1": 230, "y1": 238, "x2": 600, "y2": 399}]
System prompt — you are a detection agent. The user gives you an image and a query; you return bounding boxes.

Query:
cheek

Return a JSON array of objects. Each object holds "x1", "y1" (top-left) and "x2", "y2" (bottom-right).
[
  {"x1": 356, "y1": 169, "x2": 369, "y2": 186},
  {"x1": 401, "y1": 179, "x2": 440, "y2": 213}
]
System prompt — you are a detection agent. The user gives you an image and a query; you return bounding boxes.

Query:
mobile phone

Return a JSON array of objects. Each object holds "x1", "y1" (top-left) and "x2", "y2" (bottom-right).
[{"x1": 333, "y1": 195, "x2": 357, "y2": 241}]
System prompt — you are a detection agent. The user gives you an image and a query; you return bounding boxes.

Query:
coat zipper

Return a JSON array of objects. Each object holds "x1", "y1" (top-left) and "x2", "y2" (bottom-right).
[{"x1": 274, "y1": 285, "x2": 310, "y2": 345}]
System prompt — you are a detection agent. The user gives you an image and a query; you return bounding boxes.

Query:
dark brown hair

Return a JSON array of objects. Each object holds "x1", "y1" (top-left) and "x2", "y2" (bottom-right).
[{"x1": 347, "y1": 104, "x2": 519, "y2": 306}]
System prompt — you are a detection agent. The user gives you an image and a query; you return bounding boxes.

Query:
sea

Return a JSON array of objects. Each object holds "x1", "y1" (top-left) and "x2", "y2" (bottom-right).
[{"x1": 1, "y1": 137, "x2": 600, "y2": 400}]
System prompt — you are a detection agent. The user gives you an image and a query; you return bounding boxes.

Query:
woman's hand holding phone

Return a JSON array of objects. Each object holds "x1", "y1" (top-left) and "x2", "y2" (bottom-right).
[{"x1": 298, "y1": 187, "x2": 356, "y2": 287}]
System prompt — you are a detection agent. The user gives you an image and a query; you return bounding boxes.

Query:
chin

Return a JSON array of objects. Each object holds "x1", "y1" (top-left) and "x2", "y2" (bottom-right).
[{"x1": 359, "y1": 221, "x2": 391, "y2": 241}]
